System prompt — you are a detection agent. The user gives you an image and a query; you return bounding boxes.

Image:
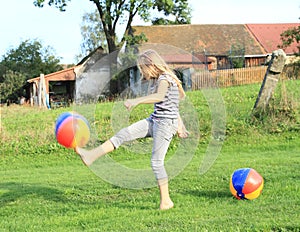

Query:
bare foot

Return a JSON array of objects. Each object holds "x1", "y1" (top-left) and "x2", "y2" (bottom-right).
[
  {"x1": 75, "y1": 141, "x2": 114, "y2": 166},
  {"x1": 160, "y1": 200, "x2": 174, "y2": 210},
  {"x1": 75, "y1": 147, "x2": 97, "y2": 166}
]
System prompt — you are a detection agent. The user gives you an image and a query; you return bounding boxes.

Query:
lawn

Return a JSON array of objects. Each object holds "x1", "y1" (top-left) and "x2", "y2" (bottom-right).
[{"x1": 0, "y1": 80, "x2": 299, "y2": 231}]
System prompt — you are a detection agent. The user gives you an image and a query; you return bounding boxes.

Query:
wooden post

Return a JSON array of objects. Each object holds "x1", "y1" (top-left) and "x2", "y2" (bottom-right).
[
  {"x1": 253, "y1": 49, "x2": 286, "y2": 114},
  {"x1": 29, "y1": 84, "x2": 33, "y2": 106},
  {"x1": 36, "y1": 74, "x2": 47, "y2": 108},
  {"x1": 33, "y1": 81, "x2": 37, "y2": 106},
  {"x1": 38, "y1": 77, "x2": 42, "y2": 107},
  {"x1": 40, "y1": 74, "x2": 47, "y2": 108}
]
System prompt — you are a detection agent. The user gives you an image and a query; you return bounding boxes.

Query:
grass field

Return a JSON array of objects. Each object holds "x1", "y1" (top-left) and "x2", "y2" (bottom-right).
[{"x1": 1, "y1": 81, "x2": 300, "y2": 231}]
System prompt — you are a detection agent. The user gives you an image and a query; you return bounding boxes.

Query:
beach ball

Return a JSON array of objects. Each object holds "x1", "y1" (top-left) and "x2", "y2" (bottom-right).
[
  {"x1": 55, "y1": 112, "x2": 90, "y2": 148},
  {"x1": 230, "y1": 168, "x2": 264, "y2": 200}
]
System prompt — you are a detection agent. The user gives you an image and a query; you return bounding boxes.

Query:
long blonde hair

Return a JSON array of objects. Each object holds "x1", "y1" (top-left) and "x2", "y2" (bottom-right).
[{"x1": 137, "y1": 49, "x2": 185, "y2": 99}]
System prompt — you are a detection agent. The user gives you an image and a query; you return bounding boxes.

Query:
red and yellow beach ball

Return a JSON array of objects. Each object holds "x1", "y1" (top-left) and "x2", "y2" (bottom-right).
[
  {"x1": 55, "y1": 112, "x2": 90, "y2": 149},
  {"x1": 230, "y1": 168, "x2": 264, "y2": 200}
]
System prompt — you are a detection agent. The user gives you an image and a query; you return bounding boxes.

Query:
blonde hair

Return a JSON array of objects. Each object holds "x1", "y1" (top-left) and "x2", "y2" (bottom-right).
[{"x1": 137, "y1": 49, "x2": 186, "y2": 99}]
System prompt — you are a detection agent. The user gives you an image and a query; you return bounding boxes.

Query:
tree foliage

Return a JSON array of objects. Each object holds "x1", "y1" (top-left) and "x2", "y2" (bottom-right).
[
  {"x1": 0, "y1": 71, "x2": 26, "y2": 103},
  {"x1": 228, "y1": 44, "x2": 245, "y2": 69},
  {"x1": 33, "y1": 0, "x2": 191, "y2": 54},
  {"x1": 152, "y1": 0, "x2": 191, "y2": 25},
  {"x1": 279, "y1": 24, "x2": 300, "y2": 56},
  {"x1": 0, "y1": 39, "x2": 62, "y2": 103},
  {"x1": 77, "y1": 10, "x2": 108, "y2": 61},
  {"x1": 279, "y1": 23, "x2": 300, "y2": 79}
]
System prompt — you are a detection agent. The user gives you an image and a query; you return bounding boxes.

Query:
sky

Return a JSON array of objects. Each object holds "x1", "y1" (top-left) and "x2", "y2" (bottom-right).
[{"x1": 1, "y1": 0, "x2": 299, "y2": 64}]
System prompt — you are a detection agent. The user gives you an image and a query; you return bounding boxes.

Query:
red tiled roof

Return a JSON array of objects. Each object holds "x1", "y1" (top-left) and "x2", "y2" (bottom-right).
[
  {"x1": 133, "y1": 24, "x2": 265, "y2": 56},
  {"x1": 246, "y1": 23, "x2": 300, "y2": 55}
]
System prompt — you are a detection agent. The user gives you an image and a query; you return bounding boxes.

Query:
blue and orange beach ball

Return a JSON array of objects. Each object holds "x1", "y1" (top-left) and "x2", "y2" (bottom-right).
[
  {"x1": 55, "y1": 112, "x2": 90, "y2": 148},
  {"x1": 230, "y1": 168, "x2": 264, "y2": 200}
]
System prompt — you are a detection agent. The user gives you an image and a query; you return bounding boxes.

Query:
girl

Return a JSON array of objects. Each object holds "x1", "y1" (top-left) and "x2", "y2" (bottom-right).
[{"x1": 75, "y1": 49, "x2": 188, "y2": 210}]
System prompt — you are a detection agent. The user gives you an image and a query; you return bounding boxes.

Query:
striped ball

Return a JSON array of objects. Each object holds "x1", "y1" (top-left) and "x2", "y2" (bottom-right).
[
  {"x1": 55, "y1": 112, "x2": 90, "y2": 148},
  {"x1": 230, "y1": 168, "x2": 264, "y2": 200}
]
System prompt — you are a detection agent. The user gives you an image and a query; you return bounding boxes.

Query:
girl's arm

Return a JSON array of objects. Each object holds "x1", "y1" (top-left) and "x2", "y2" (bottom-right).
[{"x1": 124, "y1": 79, "x2": 169, "y2": 110}]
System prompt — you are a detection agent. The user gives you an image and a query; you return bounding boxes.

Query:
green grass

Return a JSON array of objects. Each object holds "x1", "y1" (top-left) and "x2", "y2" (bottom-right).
[{"x1": 0, "y1": 80, "x2": 300, "y2": 231}]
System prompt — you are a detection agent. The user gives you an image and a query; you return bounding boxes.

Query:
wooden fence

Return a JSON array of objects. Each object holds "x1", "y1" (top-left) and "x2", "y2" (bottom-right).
[{"x1": 191, "y1": 66, "x2": 268, "y2": 89}]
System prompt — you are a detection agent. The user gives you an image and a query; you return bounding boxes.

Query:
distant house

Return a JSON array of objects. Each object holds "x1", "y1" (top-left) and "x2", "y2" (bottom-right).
[
  {"x1": 27, "y1": 47, "x2": 107, "y2": 108},
  {"x1": 133, "y1": 23, "x2": 299, "y2": 70}
]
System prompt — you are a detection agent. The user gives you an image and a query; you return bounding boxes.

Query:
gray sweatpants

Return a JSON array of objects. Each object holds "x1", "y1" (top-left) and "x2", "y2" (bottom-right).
[{"x1": 110, "y1": 117, "x2": 178, "y2": 180}]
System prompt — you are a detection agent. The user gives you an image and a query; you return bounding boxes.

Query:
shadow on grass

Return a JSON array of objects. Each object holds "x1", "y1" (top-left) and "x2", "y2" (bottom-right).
[
  {"x1": 0, "y1": 182, "x2": 72, "y2": 206},
  {"x1": 183, "y1": 189, "x2": 230, "y2": 199},
  {"x1": 0, "y1": 182, "x2": 157, "y2": 210}
]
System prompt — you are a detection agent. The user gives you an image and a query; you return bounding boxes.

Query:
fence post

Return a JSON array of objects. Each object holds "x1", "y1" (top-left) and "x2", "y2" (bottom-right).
[{"x1": 252, "y1": 49, "x2": 286, "y2": 114}]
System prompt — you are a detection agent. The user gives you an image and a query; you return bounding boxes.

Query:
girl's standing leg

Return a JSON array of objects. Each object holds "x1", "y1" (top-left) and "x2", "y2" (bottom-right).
[
  {"x1": 158, "y1": 178, "x2": 174, "y2": 210},
  {"x1": 151, "y1": 118, "x2": 178, "y2": 210}
]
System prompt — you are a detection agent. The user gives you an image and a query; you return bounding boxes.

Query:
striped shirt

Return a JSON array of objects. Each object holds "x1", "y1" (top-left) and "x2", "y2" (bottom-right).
[{"x1": 151, "y1": 74, "x2": 179, "y2": 119}]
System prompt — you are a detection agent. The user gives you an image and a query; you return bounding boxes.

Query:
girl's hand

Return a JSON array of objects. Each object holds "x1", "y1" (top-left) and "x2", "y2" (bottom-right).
[
  {"x1": 177, "y1": 121, "x2": 189, "y2": 138},
  {"x1": 124, "y1": 99, "x2": 136, "y2": 111},
  {"x1": 177, "y1": 114, "x2": 189, "y2": 138}
]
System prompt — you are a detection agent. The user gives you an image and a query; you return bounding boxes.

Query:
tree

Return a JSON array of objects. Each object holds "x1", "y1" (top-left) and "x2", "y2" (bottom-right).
[
  {"x1": 0, "y1": 39, "x2": 62, "y2": 103},
  {"x1": 77, "y1": 10, "x2": 108, "y2": 61},
  {"x1": 228, "y1": 44, "x2": 245, "y2": 69},
  {"x1": 33, "y1": 0, "x2": 192, "y2": 54},
  {"x1": 0, "y1": 71, "x2": 26, "y2": 103},
  {"x1": 279, "y1": 24, "x2": 300, "y2": 56},
  {"x1": 279, "y1": 23, "x2": 300, "y2": 79},
  {"x1": 152, "y1": 0, "x2": 191, "y2": 25},
  {"x1": 0, "y1": 39, "x2": 62, "y2": 81}
]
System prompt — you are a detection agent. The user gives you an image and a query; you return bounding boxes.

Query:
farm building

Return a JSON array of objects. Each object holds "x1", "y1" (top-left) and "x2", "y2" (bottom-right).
[
  {"x1": 26, "y1": 23, "x2": 299, "y2": 107},
  {"x1": 132, "y1": 23, "x2": 299, "y2": 70},
  {"x1": 27, "y1": 47, "x2": 108, "y2": 108},
  {"x1": 27, "y1": 66, "x2": 78, "y2": 108}
]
